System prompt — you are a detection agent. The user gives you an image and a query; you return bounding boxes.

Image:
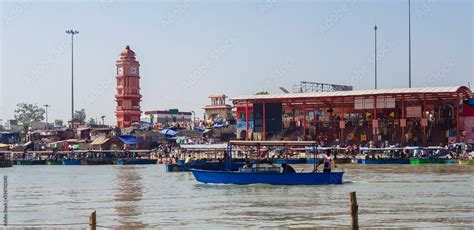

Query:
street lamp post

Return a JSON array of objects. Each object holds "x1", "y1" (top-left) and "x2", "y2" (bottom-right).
[
  {"x1": 43, "y1": 104, "x2": 51, "y2": 129},
  {"x1": 191, "y1": 111, "x2": 196, "y2": 130},
  {"x1": 66, "y1": 29, "x2": 79, "y2": 120},
  {"x1": 374, "y1": 24, "x2": 378, "y2": 90},
  {"x1": 101, "y1": 115, "x2": 106, "y2": 126}
]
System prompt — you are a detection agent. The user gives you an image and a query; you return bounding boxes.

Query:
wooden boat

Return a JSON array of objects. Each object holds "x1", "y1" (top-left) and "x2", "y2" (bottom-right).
[
  {"x1": 358, "y1": 159, "x2": 411, "y2": 164},
  {"x1": 62, "y1": 160, "x2": 81, "y2": 165},
  {"x1": 191, "y1": 141, "x2": 344, "y2": 185},
  {"x1": 14, "y1": 160, "x2": 46, "y2": 165},
  {"x1": 114, "y1": 159, "x2": 157, "y2": 165},
  {"x1": 80, "y1": 159, "x2": 113, "y2": 165},
  {"x1": 0, "y1": 151, "x2": 13, "y2": 168},
  {"x1": 459, "y1": 159, "x2": 474, "y2": 165}
]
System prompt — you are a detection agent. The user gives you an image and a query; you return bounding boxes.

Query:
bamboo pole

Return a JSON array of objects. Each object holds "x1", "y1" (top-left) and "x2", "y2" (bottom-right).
[
  {"x1": 349, "y1": 192, "x2": 359, "y2": 230},
  {"x1": 89, "y1": 210, "x2": 96, "y2": 230}
]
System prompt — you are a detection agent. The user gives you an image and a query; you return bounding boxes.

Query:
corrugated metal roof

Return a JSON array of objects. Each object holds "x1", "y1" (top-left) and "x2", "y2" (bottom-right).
[{"x1": 231, "y1": 86, "x2": 470, "y2": 101}]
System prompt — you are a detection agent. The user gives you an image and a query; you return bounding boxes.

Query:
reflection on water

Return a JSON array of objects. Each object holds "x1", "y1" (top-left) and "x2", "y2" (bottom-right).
[
  {"x1": 114, "y1": 166, "x2": 145, "y2": 228},
  {"x1": 3, "y1": 175, "x2": 7, "y2": 226},
  {"x1": 0, "y1": 164, "x2": 473, "y2": 228}
]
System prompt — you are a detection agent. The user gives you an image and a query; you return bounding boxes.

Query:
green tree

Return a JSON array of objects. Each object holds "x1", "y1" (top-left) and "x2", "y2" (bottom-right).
[
  {"x1": 87, "y1": 118, "x2": 96, "y2": 126},
  {"x1": 14, "y1": 103, "x2": 45, "y2": 127},
  {"x1": 74, "y1": 109, "x2": 86, "y2": 124}
]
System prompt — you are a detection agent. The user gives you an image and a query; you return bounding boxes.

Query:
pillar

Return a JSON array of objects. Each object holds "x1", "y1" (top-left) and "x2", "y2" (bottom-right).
[
  {"x1": 303, "y1": 102, "x2": 307, "y2": 138},
  {"x1": 245, "y1": 101, "x2": 249, "y2": 141},
  {"x1": 262, "y1": 101, "x2": 266, "y2": 141},
  {"x1": 401, "y1": 95, "x2": 405, "y2": 145},
  {"x1": 456, "y1": 93, "x2": 460, "y2": 142}
]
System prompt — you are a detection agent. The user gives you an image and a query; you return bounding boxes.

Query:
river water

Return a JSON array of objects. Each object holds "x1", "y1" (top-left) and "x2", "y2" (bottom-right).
[{"x1": 1, "y1": 164, "x2": 473, "y2": 229}]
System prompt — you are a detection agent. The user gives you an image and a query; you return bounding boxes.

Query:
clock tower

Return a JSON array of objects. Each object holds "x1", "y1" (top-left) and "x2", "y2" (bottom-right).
[{"x1": 115, "y1": 45, "x2": 142, "y2": 128}]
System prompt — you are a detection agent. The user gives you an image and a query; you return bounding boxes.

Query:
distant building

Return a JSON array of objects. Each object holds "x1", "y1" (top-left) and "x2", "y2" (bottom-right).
[
  {"x1": 203, "y1": 94, "x2": 232, "y2": 121},
  {"x1": 144, "y1": 110, "x2": 192, "y2": 123},
  {"x1": 115, "y1": 45, "x2": 142, "y2": 128}
]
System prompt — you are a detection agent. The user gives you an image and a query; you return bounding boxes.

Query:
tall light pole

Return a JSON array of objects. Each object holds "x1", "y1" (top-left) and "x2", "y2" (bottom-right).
[
  {"x1": 374, "y1": 24, "x2": 378, "y2": 90},
  {"x1": 101, "y1": 115, "x2": 106, "y2": 126},
  {"x1": 408, "y1": 0, "x2": 412, "y2": 88},
  {"x1": 66, "y1": 29, "x2": 79, "y2": 119},
  {"x1": 43, "y1": 104, "x2": 50, "y2": 129}
]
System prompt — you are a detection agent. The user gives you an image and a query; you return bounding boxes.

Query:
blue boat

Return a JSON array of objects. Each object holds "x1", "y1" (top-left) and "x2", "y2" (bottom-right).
[
  {"x1": 191, "y1": 169, "x2": 344, "y2": 185},
  {"x1": 62, "y1": 160, "x2": 81, "y2": 165},
  {"x1": 190, "y1": 140, "x2": 344, "y2": 185},
  {"x1": 357, "y1": 159, "x2": 411, "y2": 164},
  {"x1": 114, "y1": 159, "x2": 157, "y2": 165}
]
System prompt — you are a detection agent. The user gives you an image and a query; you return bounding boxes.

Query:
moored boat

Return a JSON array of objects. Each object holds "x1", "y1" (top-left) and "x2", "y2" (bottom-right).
[
  {"x1": 459, "y1": 159, "x2": 474, "y2": 165},
  {"x1": 14, "y1": 159, "x2": 46, "y2": 165},
  {"x1": 46, "y1": 160, "x2": 62, "y2": 165},
  {"x1": 62, "y1": 160, "x2": 81, "y2": 165},
  {"x1": 114, "y1": 159, "x2": 157, "y2": 165},
  {"x1": 275, "y1": 158, "x2": 307, "y2": 164},
  {"x1": 358, "y1": 159, "x2": 411, "y2": 164},
  {"x1": 0, "y1": 151, "x2": 13, "y2": 168},
  {"x1": 80, "y1": 159, "x2": 113, "y2": 165},
  {"x1": 409, "y1": 158, "x2": 452, "y2": 164}
]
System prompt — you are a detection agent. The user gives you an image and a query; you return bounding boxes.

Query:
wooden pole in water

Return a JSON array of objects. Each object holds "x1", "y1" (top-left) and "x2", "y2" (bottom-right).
[
  {"x1": 89, "y1": 210, "x2": 96, "y2": 230},
  {"x1": 349, "y1": 192, "x2": 359, "y2": 230}
]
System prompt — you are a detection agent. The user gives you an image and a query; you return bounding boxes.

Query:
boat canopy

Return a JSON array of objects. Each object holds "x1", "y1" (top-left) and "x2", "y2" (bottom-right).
[{"x1": 118, "y1": 135, "x2": 140, "y2": 145}]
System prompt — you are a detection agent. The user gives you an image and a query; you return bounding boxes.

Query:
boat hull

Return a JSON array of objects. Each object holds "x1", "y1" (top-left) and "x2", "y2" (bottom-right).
[
  {"x1": 14, "y1": 160, "x2": 46, "y2": 165},
  {"x1": 46, "y1": 160, "x2": 62, "y2": 165},
  {"x1": 0, "y1": 161, "x2": 13, "y2": 168},
  {"x1": 459, "y1": 160, "x2": 474, "y2": 165},
  {"x1": 191, "y1": 169, "x2": 344, "y2": 185},
  {"x1": 81, "y1": 159, "x2": 113, "y2": 165},
  {"x1": 62, "y1": 160, "x2": 81, "y2": 165},
  {"x1": 409, "y1": 158, "x2": 453, "y2": 164},
  {"x1": 358, "y1": 159, "x2": 411, "y2": 164},
  {"x1": 114, "y1": 159, "x2": 158, "y2": 165}
]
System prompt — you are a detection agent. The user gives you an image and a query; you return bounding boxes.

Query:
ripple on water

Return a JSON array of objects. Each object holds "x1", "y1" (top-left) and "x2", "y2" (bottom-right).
[{"x1": 1, "y1": 164, "x2": 474, "y2": 228}]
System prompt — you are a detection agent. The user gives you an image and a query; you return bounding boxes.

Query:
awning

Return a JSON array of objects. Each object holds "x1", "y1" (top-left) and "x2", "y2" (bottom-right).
[
  {"x1": 0, "y1": 143, "x2": 9, "y2": 148},
  {"x1": 91, "y1": 138, "x2": 110, "y2": 145},
  {"x1": 160, "y1": 129, "x2": 177, "y2": 137},
  {"x1": 118, "y1": 135, "x2": 140, "y2": 145}
]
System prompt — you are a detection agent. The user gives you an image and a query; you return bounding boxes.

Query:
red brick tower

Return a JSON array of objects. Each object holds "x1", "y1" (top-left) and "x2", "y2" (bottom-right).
[{"x1": 115, "y1": 45, "x2": 142, "y2": 128}]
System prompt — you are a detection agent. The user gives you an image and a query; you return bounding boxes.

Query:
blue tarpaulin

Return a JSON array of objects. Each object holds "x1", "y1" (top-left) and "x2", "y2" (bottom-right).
[
  {"x1": 160, "y1": 128, "x2": 178, "y2": 136},
  {"x1": 118, "y1": 135, "x2": 140, "y2": 145}
]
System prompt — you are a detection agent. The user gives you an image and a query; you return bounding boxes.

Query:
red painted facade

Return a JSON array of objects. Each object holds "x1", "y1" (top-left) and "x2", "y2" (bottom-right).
[{"x1": 115, "y1": 45, "x2": 142, "y2": 128}]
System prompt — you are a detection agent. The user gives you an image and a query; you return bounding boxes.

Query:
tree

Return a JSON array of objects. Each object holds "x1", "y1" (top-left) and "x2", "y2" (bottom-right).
[
  {"x1": 14, "y1": 103, "x2": 45, "y2": 127},
  {"x1": 54, "y1": 119, "x2": 64, "y2": 127},
  {"x1": 74, "y1": 109, "x2": 86, "y2": 124},
  {"x1": 87, "y1": 118, "x2": 96, "y2": 126}
]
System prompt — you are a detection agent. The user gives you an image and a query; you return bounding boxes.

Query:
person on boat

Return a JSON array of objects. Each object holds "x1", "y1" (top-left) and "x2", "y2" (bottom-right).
[
  {"x1": 317, "y1": 150, "x2": 335, "y2": 173},
  {"x1": 243, "y1": 160, "x2": 253, "y2": 169},
  {"x1": 184, "y1": 154, "x2": 193, "y2": 165},
  {"x1": 281, "y1": 163, "x2": 296, "y2": 173}
]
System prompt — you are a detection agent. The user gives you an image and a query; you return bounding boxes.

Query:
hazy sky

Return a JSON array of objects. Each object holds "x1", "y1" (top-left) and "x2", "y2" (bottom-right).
[{"x1": 1, "y1": 0, "x2": 473, "y2": 124}]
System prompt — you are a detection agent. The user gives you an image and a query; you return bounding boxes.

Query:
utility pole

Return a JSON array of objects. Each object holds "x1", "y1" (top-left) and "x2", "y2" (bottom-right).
[
  {"x1": 66, "y1": 29, "x2": 79, "y2": 119},
  {"x1": 408, "y1": 0, "x2": 412, "y2": 88},
  {"x1": 43, "y1": 104, "x2": 50, "y2": 129},
  {"x1": 374, "y1": 24, "x2": 378, "y2": 90}
]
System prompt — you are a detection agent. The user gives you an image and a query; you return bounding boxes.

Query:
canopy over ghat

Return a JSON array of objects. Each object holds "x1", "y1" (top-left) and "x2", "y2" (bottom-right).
[{"x1": 231, "y1": 86, "x2": 472, "y2": 105}]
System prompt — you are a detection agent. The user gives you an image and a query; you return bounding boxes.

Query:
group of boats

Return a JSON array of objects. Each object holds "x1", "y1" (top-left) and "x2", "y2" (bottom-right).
[
  {"x1": 4, "y1": 150, "x2": 158, "y2": 166},
  {"x1": 2, "y1": 141, "x2": 473, "y2": 185}
]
